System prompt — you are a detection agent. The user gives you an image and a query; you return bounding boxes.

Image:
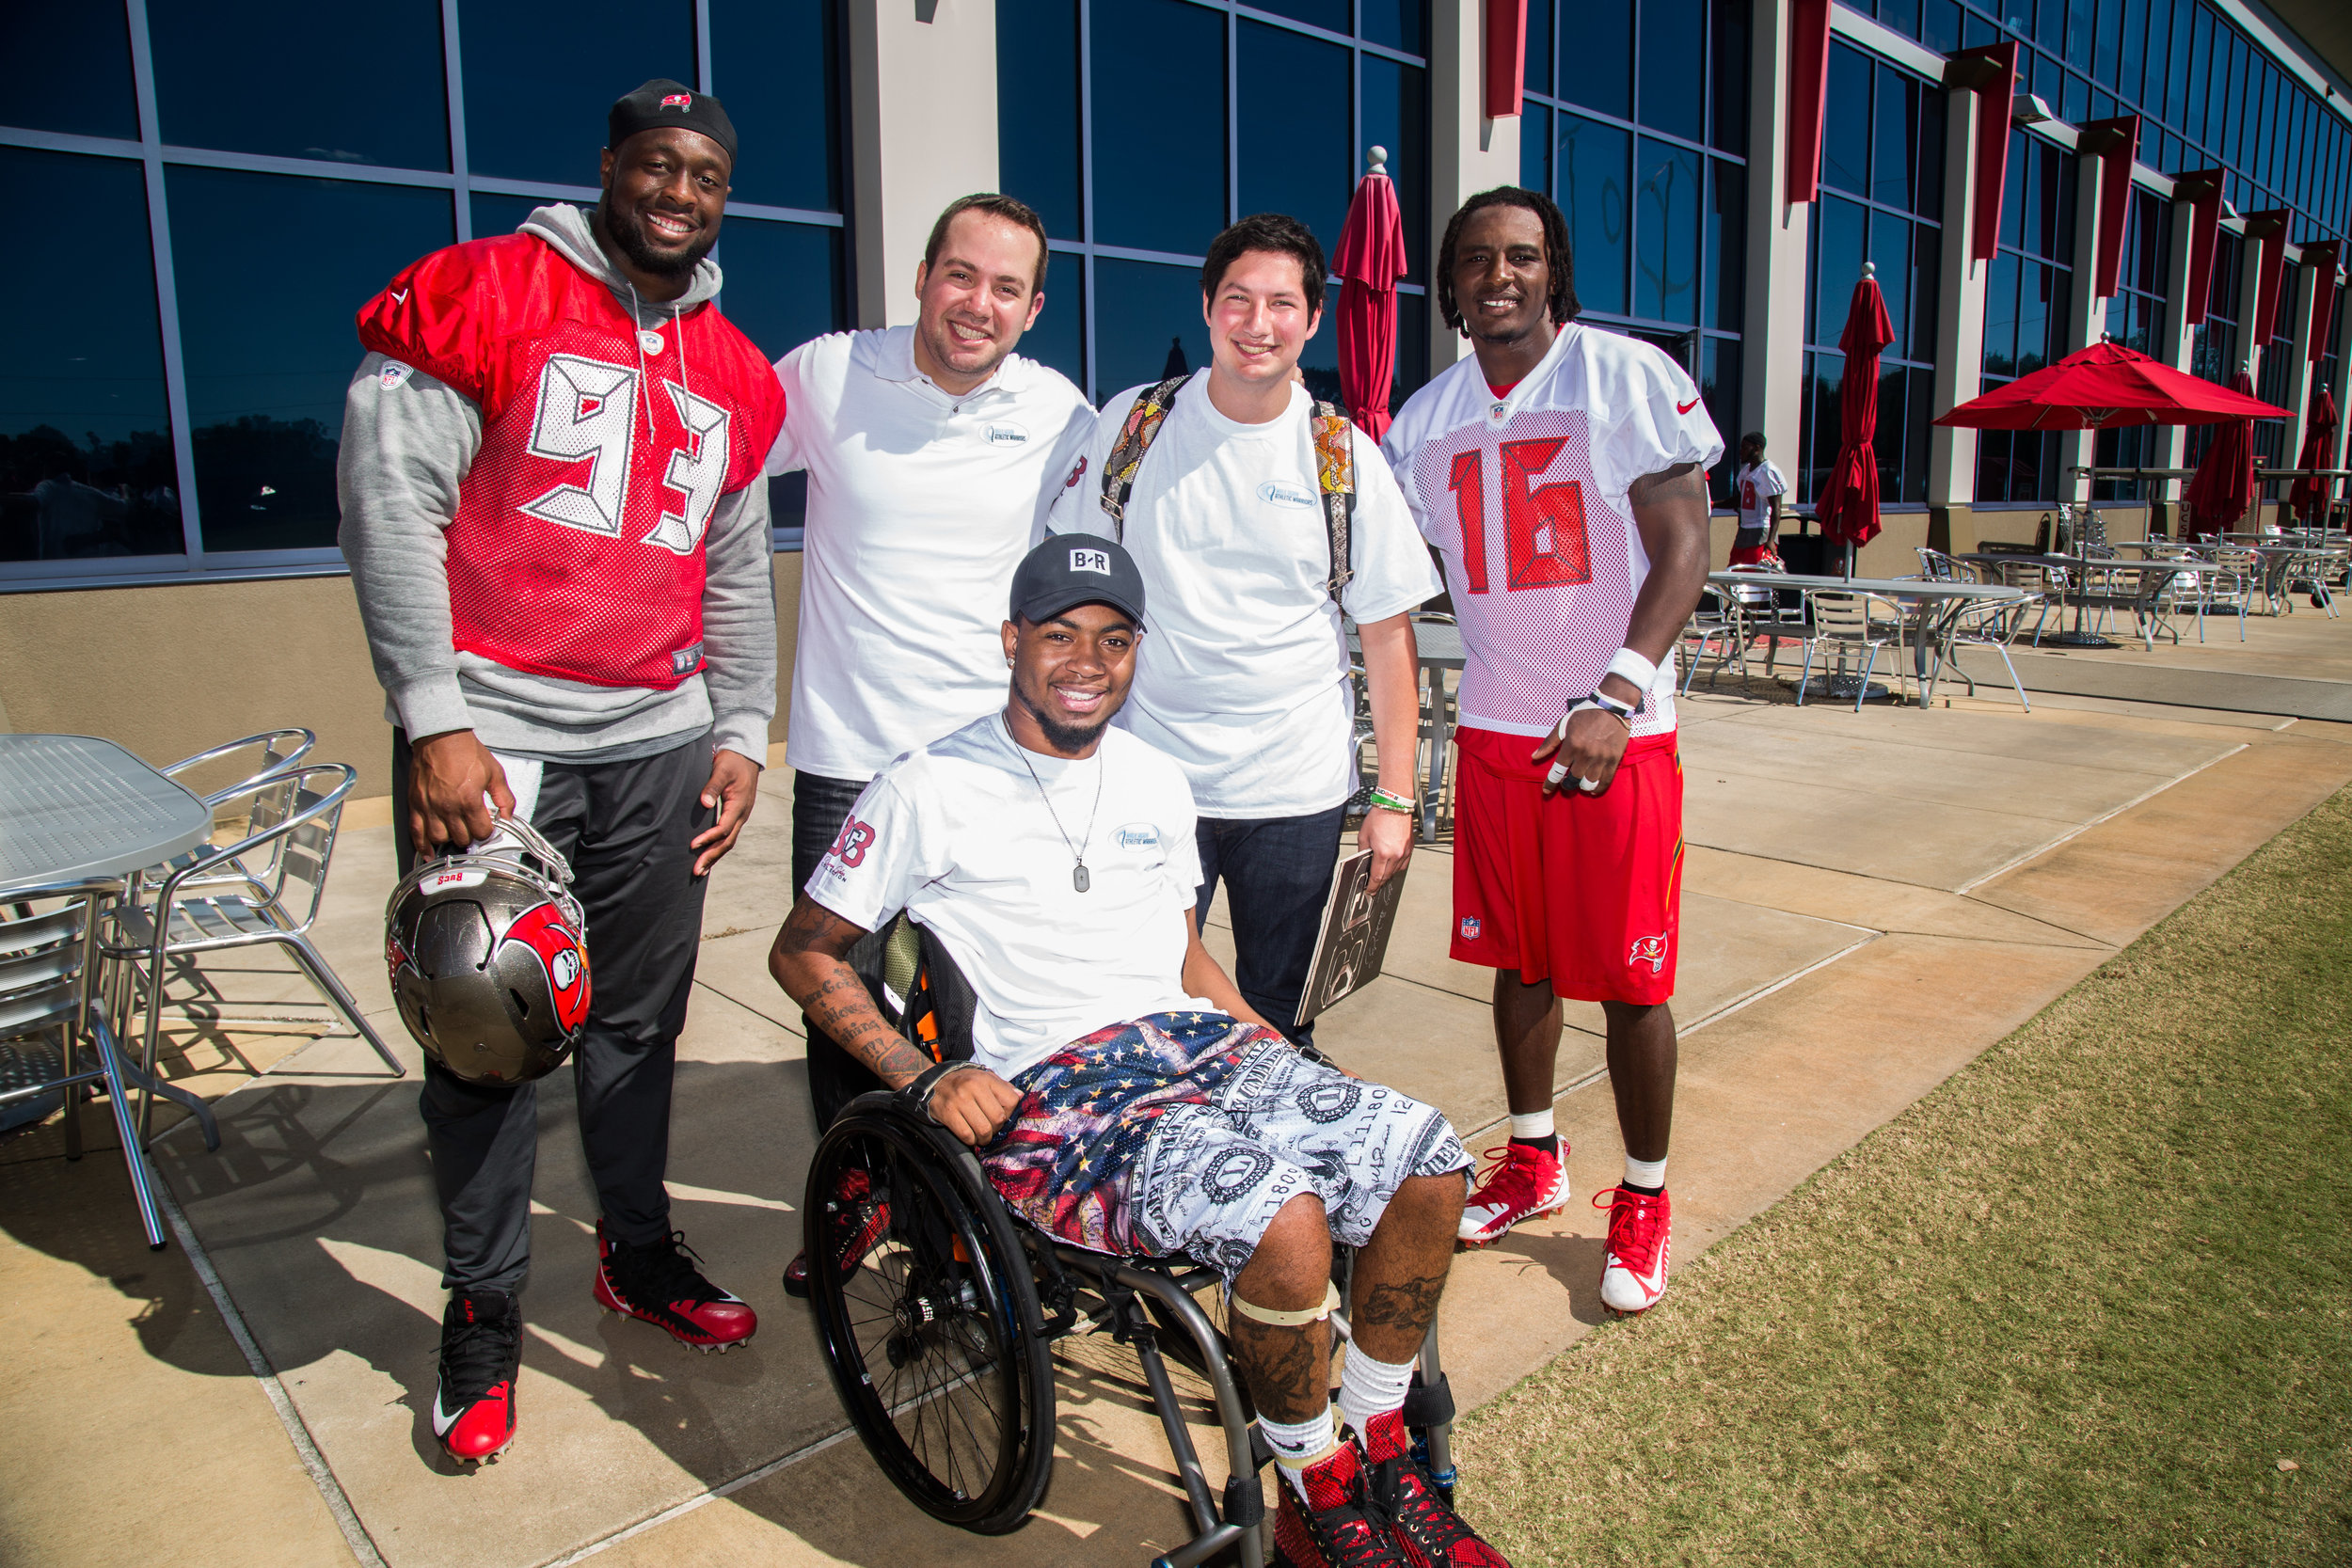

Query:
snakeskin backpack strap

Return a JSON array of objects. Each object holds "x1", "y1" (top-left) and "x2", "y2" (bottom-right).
[
  {"x1": 1096, "y1": 374, "x2": 1191, "y2": 541},
  {"x1": 1308, "y1": 401, "x2": 1358, "y2": 605}
]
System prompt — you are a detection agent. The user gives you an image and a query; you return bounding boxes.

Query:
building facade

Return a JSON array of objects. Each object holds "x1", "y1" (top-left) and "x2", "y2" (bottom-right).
[{"x1": 4, "y1": 0, "x2": 2349, "y2": 788}]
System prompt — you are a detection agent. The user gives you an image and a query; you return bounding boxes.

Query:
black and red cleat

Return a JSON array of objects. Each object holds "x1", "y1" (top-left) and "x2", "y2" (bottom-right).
[
  {"x1": 1271, "y1": 1439, "x2": 1409, "y2": 1567},
  {"x1": 433, "y1": 1287, "x2": 521, "y2": 1465},
  {"x1": 594, "y1": 1222, "x2": 757, "y2": 1352},
  {"x1": 1359, "y1": 1411, "x2": 1513, "y2": 1566},
  {"x1": 782, "y1": 1165, "x2": 890, "y2": 1301}
]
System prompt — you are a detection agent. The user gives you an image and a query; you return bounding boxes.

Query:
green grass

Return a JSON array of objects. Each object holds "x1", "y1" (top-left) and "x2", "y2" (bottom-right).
[{"x1": 1457, "y1": 787, "x2": 2352, "y2": 1567}]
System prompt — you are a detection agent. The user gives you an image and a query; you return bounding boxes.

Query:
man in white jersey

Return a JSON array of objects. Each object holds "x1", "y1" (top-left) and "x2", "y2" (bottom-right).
[
  {"x1": 766, "y1": 194, "x2": 1095, "y2": 1144},
  {"x1": 770, "y1": 535, "x2": 1508, "y2": 1568},
  {"x1": 1728, "y1": 431, "x2": 1788, "y2": 565},
  {"x1": 1044, "y1": 214, "x2": 1438, "y2": 1050},
  {"x1": 1383, "y1": 187, "x2": 1721, "y2": 1314}
]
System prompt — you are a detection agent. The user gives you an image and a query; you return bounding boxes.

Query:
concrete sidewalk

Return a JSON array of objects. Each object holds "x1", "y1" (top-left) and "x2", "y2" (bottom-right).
[{"x1": 7, "y1": 678, "x2": 2352, "y2": 1568}]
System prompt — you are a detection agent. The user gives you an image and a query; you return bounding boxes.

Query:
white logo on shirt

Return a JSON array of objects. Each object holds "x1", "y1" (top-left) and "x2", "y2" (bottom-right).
[
  {"x1": 379, "y1": 359, "x2": 414, "y2": 390},
  {"x1": 1257, "y1": 480, "x2": 1316, "y2": 509},
  {"x1": 1069, "y1": 547, "x2": 1112, "y2": 575},
  {"x1": 984, "y1": 421, "x2": 1029, "y2": 446}
]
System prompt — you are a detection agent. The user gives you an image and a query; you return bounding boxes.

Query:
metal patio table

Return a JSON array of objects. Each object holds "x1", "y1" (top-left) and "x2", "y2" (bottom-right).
[
  {"x1": 1955, "y1": 553, "x2": 2230, "y2": 649},
  {"x1": 1707, "y1": 571, "x2": 2028, "y2": 704},
  {"x1": 1, "y1": 734, "x2": 215, "y2": 1248}
]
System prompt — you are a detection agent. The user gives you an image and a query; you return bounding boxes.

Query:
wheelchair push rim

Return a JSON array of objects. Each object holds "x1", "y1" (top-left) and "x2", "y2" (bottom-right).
[{"x1": 803, "y1": 1101, "x2": 1056, "y2": 1534}]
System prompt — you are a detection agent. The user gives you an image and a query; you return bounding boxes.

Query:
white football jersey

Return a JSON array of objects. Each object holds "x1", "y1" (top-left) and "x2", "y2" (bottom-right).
[{"x1": 1382, "y1": 324, "x2": 1723, "y2": 738}]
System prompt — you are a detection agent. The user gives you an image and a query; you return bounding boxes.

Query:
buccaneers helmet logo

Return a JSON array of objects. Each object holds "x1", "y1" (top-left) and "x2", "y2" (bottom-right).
[
  {"x1": 501, "y1": 901, "x2": 593, "y2": 1033},
  {"x1": 1629, "y1": 933, "x2": 1670, "y2": 974}
]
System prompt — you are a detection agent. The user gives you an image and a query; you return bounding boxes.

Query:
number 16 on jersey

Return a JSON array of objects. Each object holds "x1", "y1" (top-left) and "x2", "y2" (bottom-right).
[{"x1": 1446, "y1": 437, "x2": 1592, "y2": 594}]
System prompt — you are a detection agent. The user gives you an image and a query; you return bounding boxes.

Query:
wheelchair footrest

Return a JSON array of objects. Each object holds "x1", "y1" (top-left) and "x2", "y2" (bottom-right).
[
  {"x1": 1401, "y1": 1370, "x2": 1455, "y2": 1430},
  {"x1": 1221, "y1": 1474, "x2": 1264, "y2": 1529}
]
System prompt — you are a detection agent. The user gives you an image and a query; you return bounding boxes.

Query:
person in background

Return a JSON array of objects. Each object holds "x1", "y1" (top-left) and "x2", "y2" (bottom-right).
[{"x1": 1728, "y1": 431, "x2": 1788, "y2": 566}]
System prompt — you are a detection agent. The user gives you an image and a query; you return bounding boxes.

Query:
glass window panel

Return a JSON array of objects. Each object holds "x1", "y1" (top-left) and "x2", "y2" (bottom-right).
[
  {"x1": 1522, "y1": 102, "x2": 1553, "y2": 200},
  {"x1": 1871, "y1": 67, "x2": 1915, "y2": 212},
  {"x1": 1525, "y1": 0, "x2": 1554, "y2": 95},
  {"x1": 1704, "y1": 158, "x2": 1745, "y2": 331},
  {"x1": 1873, "y1": 363, "x2": 1906, "y2": 499},
  {"x1": 714, "y1": 217, "x2": 850, "y2": 365},
  {"x1": 1910, "y1": 222, "x2": 1940, "y2": 361},
  {"x1": 1709, "y1": 0, "x2": 1751, "y2": 156},
  {"x1": 2185, "y1": 6, "x2": 2211, "y2": 147},
  {"x1": 1559, "y1": 115, "x2": 1631, "y2": 317},
  {"x1": 2064, "y1": 0, "x2": 2091, "y2": 67},
  {"x1": 1802, "y1": 349, "x2": 1842, "y2": 502},
  {"x1": 167, "y1": 167, "x2": 453, "y2": 552},
  {"x1": 1812, "y1": 197, "x2": 1866, "y2": 349},
  {"x1": 1634, "y1": 137, "x2": 1700, "y2": 325},
  {"x1": 998, "y1": 0, "x2": 1081, "y2": 239},
  {"x1": 2093, "y1": 0, "x2": 2120, "y2": 85},
  {"x1": 2111, "y1": 0, "x2": 2139, "y2": 99},
  {"x1": 1879, "y1": 0, "x2": 1923, "y2": 40},
  {"x1": 2017, "y1": 259, "x2": 2053, "y2": 373},
  {"x1": 1637, "y1": 0, "x2": 1704, "y2": 142},
  {"x1": 1983, "y1": 249, "x2": 2019, "y2": 377},
  {"x1": 469, "y1": 192, "x2": 548, "y2": 241},
  {"x1": 2169, "y1": 0, "x2": 2194, "y2": 131},
  {"x1": 3, "y1": 5, "x2": 138, "y2": 140},
  {"x1": 1630, "y1": 326, "x2": 1698, "y2": 381},
  {"x1": 1248, "y1": 0, "x2": 1350, "y2": 32},
  {"x1": 1561, "y1": 0, "x2": 1631, "y2": 120},
  {"x1": 1976, "y1": 428, "x2": 2009, "y2": 504},
  {"x1": 1014, "y1": 256, "x2": 1084, "y2": 396},
  {"x1": 461, "y1": 0, "x2": 693, "y2": 184},
  {"x1": 2090, "y1": 88, "x2": 2115, "y2": 125},
  {"x1": 151, "y1": 0, "x2": 447, "y2": 169},
  {"x1": 1701, "y1": 335, "x2": 1741, "y2": 501},
  {"x1": 2062, "y1": 71, "x2": 2089, "y2": 126},
  {"x1": 1092, "y1": 258, "x2": 1213, "y2": 397},
  {"x1": 2004, "y1": 134, "x2": 2030, "y2": 254},
  {"x1": 1092, "y1": 0, "x2": 1225, "y2": 254},
  {"x1": 1361, "y1": 0, "x2": 1430, "y2": 56},
  {"x1": 2129, "y1": 0, "x2": 2156, "y2": 109},
  {"x1": 2037, "y1": 0, "x2": 2065, "y2": 56},
  {"x1": 1962, "y1": 9, "x2": 1995, "y2": 50},
  {"x1": 1821, "y1": 44, "x2": 1870, "y2": 197},
  {"x1": 1238, "y1": 22, "x2": 1352, "y2": 262},
  {"x1": 0, "y1": 150, "x2": 182, "y2": 562},
  {"x1": 1866, "y1": 209, "x2": 1910, "y2": 358},
  {"x1": 712, "y1": 0, "x2": 843, "y2": 214},
  {"x1": 1393, "y1": 291, "x2": 1432, "y2": 406},
  {"x1": 1915, "y1": 86, "x2": 1945, "y2": 217},
  {"x1": 1362, "y1": 55, "x2": 1432, "y2": 282},
  {"x1": 1924, "y1": 0, "x2": 1963, "y2": 54},
  {"x1": 1906, "y1": 364, "x2": 1932, "y2": 503}
]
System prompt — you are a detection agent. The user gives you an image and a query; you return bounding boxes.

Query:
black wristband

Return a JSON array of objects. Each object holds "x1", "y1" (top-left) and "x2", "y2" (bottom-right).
[{"x1": 899, "y1": 1059, "x2": 963, "y2": 1115}]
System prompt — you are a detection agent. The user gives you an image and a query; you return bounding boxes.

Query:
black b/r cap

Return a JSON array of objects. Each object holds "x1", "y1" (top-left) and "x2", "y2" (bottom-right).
[
  {"x1": 1011, "y1": 533, "x2": 1148, "y2": 631},
  {"x1": 609, "y1": 78, "x2": 738, "y2": 164}
]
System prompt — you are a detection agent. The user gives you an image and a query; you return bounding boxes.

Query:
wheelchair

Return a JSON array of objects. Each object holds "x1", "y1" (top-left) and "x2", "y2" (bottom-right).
[{"x1": 800, "y1": 923, "x2": 1459, "y2": 1568}]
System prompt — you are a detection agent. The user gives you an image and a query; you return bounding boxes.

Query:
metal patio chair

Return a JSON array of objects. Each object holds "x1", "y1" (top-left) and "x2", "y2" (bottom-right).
[
  {"x1": 1679, "y1": 584, "x2": 1746, "y2": 692},
  {"x1": 1796, "y1": 590, "x2": 1914, "y2": 710},
  {"x1": 1721, "y1": 565, "x2": 1811, "y2": 684}
]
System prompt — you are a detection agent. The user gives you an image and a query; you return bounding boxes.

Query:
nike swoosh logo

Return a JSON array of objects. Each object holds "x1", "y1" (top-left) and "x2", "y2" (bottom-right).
[
  {"x1": 432, "y1": 1387, "x2": 462, "y2": 1436},
  {"x1": 389, "y1": 288, "x2": 409, "y2": 307},
  {"x1": 1676, "y1": 397, "x2": 1700, "y2": 414}
]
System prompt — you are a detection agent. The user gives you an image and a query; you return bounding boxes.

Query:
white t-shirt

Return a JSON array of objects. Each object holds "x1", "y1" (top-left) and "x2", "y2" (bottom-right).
[
  {"x1": 1043, "y1": 372, "x2": 1440, "y2": 816},
  {"x1": 767, "y1": 327, "x2": 1097, "y2": 781},
  {"x1": 1382, "y1": 325, "x2": 1724, "y2": 740},
  {"x1": 804, "y1": 713, "x2": 1210, "y2": 1081},
  {"x1": 1734, "y1": 460, "x2": 1788, "y2": 532}
]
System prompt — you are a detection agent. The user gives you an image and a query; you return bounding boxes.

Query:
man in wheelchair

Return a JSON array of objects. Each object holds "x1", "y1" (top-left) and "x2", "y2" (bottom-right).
[{"x1": 771, "y1": 535, "x2": 1513, "y2": 1567}]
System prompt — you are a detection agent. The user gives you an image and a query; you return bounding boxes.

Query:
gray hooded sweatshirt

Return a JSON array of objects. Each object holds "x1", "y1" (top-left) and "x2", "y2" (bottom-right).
[{"x1": 336, "y1": 203, "x2": 774, "y2": 763}]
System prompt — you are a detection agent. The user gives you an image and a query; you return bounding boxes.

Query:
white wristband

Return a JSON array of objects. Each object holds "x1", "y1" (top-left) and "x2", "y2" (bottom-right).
[{"x1": 1605, "y1": 647, "x2": 1659, "y2": 694}]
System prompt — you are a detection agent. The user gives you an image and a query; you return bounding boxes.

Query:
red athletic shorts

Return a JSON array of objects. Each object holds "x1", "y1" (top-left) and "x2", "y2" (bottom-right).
[{"x1": 1449, "y1": 726, "x2": 1685, "y2": 1005}]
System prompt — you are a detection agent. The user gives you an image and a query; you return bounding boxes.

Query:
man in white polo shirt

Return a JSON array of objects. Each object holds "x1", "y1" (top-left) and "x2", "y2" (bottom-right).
[
  {"x1": 767, "y1": 193, "x2": 1095, "y2": 1145},
  {"x1": 1045, "y1": 213, "x2": 1438, "y2": 1053}
]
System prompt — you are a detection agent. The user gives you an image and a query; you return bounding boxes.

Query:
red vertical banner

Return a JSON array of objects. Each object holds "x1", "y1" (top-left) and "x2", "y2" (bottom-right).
[
  {"x1": 2303, "y1": 241, "x2": 2341, "y2": 364},
  {"x1": 1947, "y1": 43, "x2": 2018, "y2": 264},
  {"x1": 2249, "y1": 212, "x2": 2293, "y2": 349},
  {"x1": 2083, "y1": 116, "x2": 2140, "y2": 303},
  {"x1": 2177, "y1": 170, "x2": 2224, "y2": 327},
  {"x1": 1484, "y1": 0, "x2": 1527, "y2": 120},
  {"x1": 1786, "y1": 0, "x2": 1833, "y2": 203}
]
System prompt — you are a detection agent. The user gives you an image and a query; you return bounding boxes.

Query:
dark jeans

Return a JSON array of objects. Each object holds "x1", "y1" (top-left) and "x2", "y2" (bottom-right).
[
  {"x1": 393, "y1": 729, "x2": 714, "y2": 1294},
  {"x1": 1192, "y1": 803, "x2": 1347, "y2": 1050},
  {"x1": 792, "y1": 768, "x2": 880, "y2": 1132}
]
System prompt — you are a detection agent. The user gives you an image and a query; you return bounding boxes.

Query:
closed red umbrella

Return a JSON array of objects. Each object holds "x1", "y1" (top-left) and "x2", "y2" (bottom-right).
[
  {"x1": 1936, "y1": 341, "x2": 2288, "y2": 430},
  {"x1": 1333, "y1": 146, "x2": 1407, "y2": 440},
  {"x1": 2288, "y1": 386, "x2": 2340, "y2": 525},
  {"x1": 1815, "y1": 265, "x2": 1895, "y2": 563},
  {"x1": 2184, "y1": 372, "x2": 2260, "y2": 536}
]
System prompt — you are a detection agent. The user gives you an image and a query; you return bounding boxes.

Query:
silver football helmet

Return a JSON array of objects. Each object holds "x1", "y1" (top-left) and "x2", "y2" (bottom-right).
[{"x1": 385, "y1": 816, "x2": 591, "y2": 1086}]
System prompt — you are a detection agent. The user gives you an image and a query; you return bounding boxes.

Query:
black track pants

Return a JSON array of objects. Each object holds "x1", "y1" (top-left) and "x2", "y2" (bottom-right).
[{"x1": 394, "y1": 729, "x2": 714, "y2": 1294}]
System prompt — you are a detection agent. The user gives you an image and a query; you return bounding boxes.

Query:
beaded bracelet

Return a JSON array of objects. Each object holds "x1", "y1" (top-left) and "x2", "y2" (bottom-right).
[{"x1": 1367, "y1": 785, "x2": 1418, "y2": 815}]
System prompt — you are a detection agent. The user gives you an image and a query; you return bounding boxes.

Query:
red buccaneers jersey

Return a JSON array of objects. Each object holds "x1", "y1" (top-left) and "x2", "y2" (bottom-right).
[
  {"x1": 356, "y1": 233, "x2": 787, "y2": 690},
  {"x1": 1381, "y1": 325, "x2": 1723, "y2": 738}
]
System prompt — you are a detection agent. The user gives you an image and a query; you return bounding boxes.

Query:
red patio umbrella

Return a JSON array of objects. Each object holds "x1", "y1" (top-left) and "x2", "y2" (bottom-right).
[
  {"x1": 2288, "y1": 386, "x2": 2340, "y2": 526},
  {"x1": 1936, "y1": 341, "x2": 2288, "y2": 430},
  {"x1": 1333, "y1": 146, "x2": 1407, "y2": 441},
  {"x1": 1814, "y1": 265, "x2": 1895, "y2": 565},
  {"x1": 2184, "y1": 372, "x2": 2261, "y2": 537}
]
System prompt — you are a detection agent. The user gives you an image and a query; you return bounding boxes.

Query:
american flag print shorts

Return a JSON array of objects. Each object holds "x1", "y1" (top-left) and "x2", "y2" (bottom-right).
[{"x1": 980, "y1": 1011, "x2": 1470, "y2": 1280}]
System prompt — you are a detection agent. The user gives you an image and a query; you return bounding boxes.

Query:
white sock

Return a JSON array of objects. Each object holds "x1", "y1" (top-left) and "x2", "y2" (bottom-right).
[
  {"x1": 1508, "y1": 1108, "x2": 1555, "y2": 1142},
  {"x1": 1338, "y1": 1345, "x2": 1418, "y2": 1441},
  {"x1": 1625, "y1": 1154, "x2": 1668, "y2": 1191},
  {"x1": 1261, "y1": 1407, "x2": 1337, "y2": 1500}
]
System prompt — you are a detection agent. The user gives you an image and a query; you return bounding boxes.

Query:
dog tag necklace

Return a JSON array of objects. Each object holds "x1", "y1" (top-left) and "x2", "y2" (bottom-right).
[{"x1": 1013, "y1": 741, "x2": 1104, "y2": 893}]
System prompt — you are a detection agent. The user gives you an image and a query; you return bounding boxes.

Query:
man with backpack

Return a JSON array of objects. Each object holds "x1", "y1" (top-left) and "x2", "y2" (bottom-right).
[{"x1": 1043, "y1": 214, "x2": 1437, "y2": 1048}]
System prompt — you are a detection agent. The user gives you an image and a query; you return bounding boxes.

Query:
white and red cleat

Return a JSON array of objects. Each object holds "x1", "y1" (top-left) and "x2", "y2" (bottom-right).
[
  {"x1": 1455, "y1": 1142, "x2": 1568, "y2": 1248},
  {"x1": 594, "y1": 1222, "x2": 757, "y2": 1352},
  {"x1": 434, "y1": 1287, "x2": 521, "y2": 1465},
  {"x1": 1595, "y1": 1185, "x2": 1671, "y2": 1313}
]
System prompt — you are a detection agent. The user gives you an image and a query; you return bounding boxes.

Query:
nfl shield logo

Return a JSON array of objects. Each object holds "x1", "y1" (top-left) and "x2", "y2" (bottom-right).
[{"x1": 1459, "y1": 916, "x2": 1482, "y2": 940}]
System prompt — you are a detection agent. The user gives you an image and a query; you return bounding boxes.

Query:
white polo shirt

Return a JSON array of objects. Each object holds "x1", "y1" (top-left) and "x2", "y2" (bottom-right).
[
  {"x1": 1043, "y1": 372, "x2": 1440, "y2": 818},
  {"x1": 767, "y1": 327, "x2": 1097, "y2": 781}
]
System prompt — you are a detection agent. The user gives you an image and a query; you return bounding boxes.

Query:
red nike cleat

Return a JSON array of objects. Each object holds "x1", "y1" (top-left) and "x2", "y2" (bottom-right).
[
  {"x1": 1272, "y1": 1438, "x2": 1408, "y2": 1567},
  {"x1": 1359, "y1": 1411, "x2": 1512, "y2": 1566},
  {"x1": 1456, "y1": 1142, "x2": 1568, "y2": 1248},
  {"x1": 433, "y1": 1287, "x2": 521, "y2": 1465},
  {"x1": 594, "y1": 1222, "x2": 757, "y2": 1351},
  {"x1": 782, "y1": 1165, "x2": 889, "y2": 1300},
  {"x1": 1595, "y1": 1184, "x2": 1672, "y2": 1313}
]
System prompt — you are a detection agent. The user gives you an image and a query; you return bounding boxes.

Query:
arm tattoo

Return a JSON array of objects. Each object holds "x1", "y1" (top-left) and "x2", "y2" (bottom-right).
[
  {"x1": 771, "y1": 896, "x2": 932, "y2": 1086},
  {"x1": 1627, "y1": 460, "x2": 1704, "y2": 508}
]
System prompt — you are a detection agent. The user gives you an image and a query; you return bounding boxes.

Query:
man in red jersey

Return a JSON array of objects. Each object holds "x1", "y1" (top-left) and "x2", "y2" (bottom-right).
[
  {"x1": 1381, "y1": 188, "x2": 1720, "y2": 1315},
  {"x1": 337, "y1": 80, "x2": 787, "y2": 1465}
]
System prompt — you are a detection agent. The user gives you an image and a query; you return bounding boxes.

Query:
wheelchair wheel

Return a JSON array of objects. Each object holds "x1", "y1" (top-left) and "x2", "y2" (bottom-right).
[{"x1": 804, "y1": 1096, "x2": 1057, "y2": 1534}]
